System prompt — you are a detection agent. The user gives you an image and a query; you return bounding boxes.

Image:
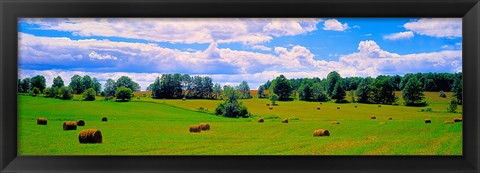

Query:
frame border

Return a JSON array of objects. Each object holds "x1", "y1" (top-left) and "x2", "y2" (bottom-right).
[{"x1": 1, "y1": 0, "x2": 479, "y2": 172}]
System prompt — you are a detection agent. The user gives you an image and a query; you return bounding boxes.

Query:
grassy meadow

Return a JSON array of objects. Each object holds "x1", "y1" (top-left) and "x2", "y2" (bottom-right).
[{"x1": 18, "y1": 91, "x2": 462, "y2": 155}]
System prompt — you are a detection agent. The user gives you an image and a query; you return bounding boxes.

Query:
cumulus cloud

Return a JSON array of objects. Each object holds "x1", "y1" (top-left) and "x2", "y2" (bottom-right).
[
  {"x1": 403, "y1": 18, "x2": 461, "y2": 38},
  {"x1": 251, "y1": 45, "x2": 272, "y2": 51},
  {"x1": 383, "y1": 31, "x2": 414, "y2": 40},
  {"x1": 19, "y1": 33, "x2": 462, "y2": 90},
  {"x1": 323, "y1": 19, "x2": 349, "y2": 31},
  {"x1": 21, "y1": 18, "x2": 321, "y2": 45}
]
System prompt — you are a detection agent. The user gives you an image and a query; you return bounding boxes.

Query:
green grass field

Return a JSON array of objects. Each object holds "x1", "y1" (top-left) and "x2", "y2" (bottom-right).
[{"x1": 18, "y1": 92, "x2": 462, "y2": 155}]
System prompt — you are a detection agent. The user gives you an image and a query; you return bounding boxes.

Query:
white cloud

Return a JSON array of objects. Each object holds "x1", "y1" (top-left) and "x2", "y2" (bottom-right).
[
  {"x1": 441, "y1": 42, "x2": 462, "y2": 50},
  {"x1": 251, "y1": 45, "x2": 272, "y2": 51},
  {"x1": 383, "y1": 31, "x2": 414, "y2": 40},
  {"x1": 20, "y1": 33, "x2": 462, "y2": 90},
  {"x1": 88, "y1": 51, "x2": 118, "y2": 60},
  {"x1": 323, "y1": 19, "x2": 349, "y2": 31},
  {"x1": 21, "y1": 18, "x2": 321, "y2": 45},
  {"x1": 403, "y1": 18, "x2": 461, "y2": 38}
]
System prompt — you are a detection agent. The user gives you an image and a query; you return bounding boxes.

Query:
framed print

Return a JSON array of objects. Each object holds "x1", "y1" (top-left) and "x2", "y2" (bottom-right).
[{"x1": 1, "y1": 0, "x2": 479, "y2": 172}]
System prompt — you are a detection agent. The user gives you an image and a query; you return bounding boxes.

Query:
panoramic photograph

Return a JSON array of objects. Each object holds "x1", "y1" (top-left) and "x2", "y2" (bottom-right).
[{"x1": 18, "y1": 18, "x2": 462, "y2": 155}]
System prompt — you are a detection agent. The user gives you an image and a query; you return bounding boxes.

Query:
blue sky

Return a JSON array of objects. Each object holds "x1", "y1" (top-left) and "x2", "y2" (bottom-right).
[{"x1": 18, "y1": 18, "x2": 462, "y2": 90}]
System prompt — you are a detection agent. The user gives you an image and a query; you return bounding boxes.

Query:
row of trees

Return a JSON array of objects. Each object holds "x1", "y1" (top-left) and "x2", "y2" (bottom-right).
[
  {"x1": 258, "y1": 71, "x2": 463, "y2": 106},
  {"x1": 148, "y1": 74, "x2": 252, "y2": 100},
  {"x1": 18, "y1": 75, "x2": 139, "y2": 101}
]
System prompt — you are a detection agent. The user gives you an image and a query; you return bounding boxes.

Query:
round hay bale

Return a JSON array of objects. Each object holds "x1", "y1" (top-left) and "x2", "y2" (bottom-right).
[
  {"x1": 355, "y1": 105, "x2": 357, "y2": 108},
  {"x1": 313, "y1": 129, "x2": 330, "y2": 137},
  {"x1": 317, "y1": 107, "x2": 320, "y2": 110},
  {"x1": 378, "y1": 105, "x2": 382, "y2": 107},
  {"x1": 101, "y1": 117, "x2": 107, "y2": 122},
  {"x1": 37, "y1": 118, "x2": 47, "y2": 125},
  {"x1": 257, "y1": 118, "x2": 264, "y2": 123},
  {"x1": 453, "y1": 118, "x2": 462, "y2": 122},
  {"x1": 424, "y1": 119, "x2": 431, "y2": 123},
  {"x1": 330, "y1": 121, "x2": 340, "y2": 124},
  {"x1": 76, "y1": 120, "x2": 85, "y2": 126},
  {"x1": 78, "y1": 129, "x2": 102, "y2": 143},
  {"x1": 337, "y1": 106, "x2": 340, "y2": 109},
  {"x1": 319, "y1": 102, "x2": 323, "y2": 105},
  {"x1": 388, "y1": 117, "x2": 393, "y2": 120},
  {"x1": 182, "y1": 98, "x2": 186, "y2": 101},
  {"x1": 266, "y1": 104, "x2": 270, "y2": 106},
  {"x1": 379, "y1": 122, "x2": 385, "y2": 124},
  {"x1": 444, "y1": 121, "x2": 454, "y2": 124},
  {"x1": 371, "y1": 115, "x2": 376, "y2": 119},
  {"x1": 63, "y1": 122, "x2": 77, "y2": 130},
  {"x1": 269, "y1": 107, "x2": 273, "y2": 110},
  {"x1": 189, "y1": 125, "x2": 201, "y2": 133},
  {"x1": 282, "y1": 119, "x2": 288, "y2": 123},
  {"x1": 198, "y1": 123, "x2": 210, "y2": 131}
]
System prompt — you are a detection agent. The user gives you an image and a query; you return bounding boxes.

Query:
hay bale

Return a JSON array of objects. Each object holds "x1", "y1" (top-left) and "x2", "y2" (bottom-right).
[
  {"x1": 317, "y1": 107, "x2": 320, "y2": 110},
  {"x1": 444, "y1": 121, "x2": 454, "y2": 124},
  {"x1": 37, "y1": 118, "x2": 47, "y2": 125},
  {"x1": 63, "y1": 122, "x2": 77, "y2": 130},
  {"x1": 266, "y1": 104, "x2": 270, "y2": 106},
  {"x1": 319, "y1": 102, "x2": 323, "y2": 105},
  {"x1": 189, "y1": 125, "x2": 201, "y2": 133},
  {"x1": 257, "y1": 118, "x2": 264, "y2": 123},
  {"x1": 378, "y1": 105, "x2": 382, "y2": 107},
  {"x1": 182, "y1": 98, "x2": 186, "y2": 101},
  {"x1": 388, "y1": 117, "x2": 392, "y2": 120},
  {"x1": 313, "y1": 129, "x2": 330, "y2": 137},
  {"x1": 453, "y1": 118, "x2": 462, "y2": 122},
  {"x1": 76, "y1": 120, "x2": 85, "y2": 126},
  {"x1": 379, "y1": 122, "x2": 385, "y2": 124},
  {"x1": 78, "y1": 129, "x2": 102, "y2": 143},
  {"x1": 337, "y1": 106, "x2": 340, "y2": 109},
  {"x1": 330, "y1": 121, "x2": 340, "y2": 124},
  {"x1": 371, "y1": 115, "x2": 376, "y2": 119},
  {"x1": 425, "y1": 119, "x2": 431, "y2": 123},
  {"x1": 282, "y1": 119, "x2": 288, "y2": 123},
  {"x1": 198, "y1": 123, "x2": 210, "y2": 130},
  {"x1": 269, "y1": 107, "x2": 273, "y2": 110},
  {"x1": 101, "y1": 117, "x2": 107, "y2": 122},
  {"x1": 355, "y1": 105, "x2": 357, "y2": 108}
]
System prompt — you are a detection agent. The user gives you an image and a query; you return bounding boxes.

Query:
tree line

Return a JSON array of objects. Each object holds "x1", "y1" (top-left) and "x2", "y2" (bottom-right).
[
  {"x1": 18, "y1": 75, "x2": 140, "y2": 101},
  {"x1": 258, "y1": 71, "x2": 462, "y2": 106}
]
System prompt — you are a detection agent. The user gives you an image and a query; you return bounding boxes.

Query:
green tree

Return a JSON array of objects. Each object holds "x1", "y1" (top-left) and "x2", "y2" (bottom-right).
[
  {"x1": 213, "y1": 83, "x2": 222, "y2": 99},
  {"x1": 332, "y1": 81, "x2": 346, "y2": 103},
  {"x1": 371, "y1": 76, "x2": 396, "y2": 104},
  {"x1": 103, "y1": 79, "x2": 117, "y2": 96},
  {"x1": 82, "y1": 88, "x2": 97, "y2": 101},
  {"x1": 92, "y1": 78, "x2": 102, "y2": 94},
  {"x1": 57, "y1": 86, "x2": 73, "y2": 100},
  {"x1": 269, "y1": 75, "x2": 293, "y2": 100},
  {"x1": 356, "y1": 78, "x2": 373, "y2": 103},
  {"x1": 451, "y1": 73, "x2": 462, "y2": 105},
  {"x1": 31, "y1": 75, "x2": 46, "y2": 93},
  {"x1": 18, "y1": 79, "x2": 24, "y2": 93},
  {"x1": 44, "y1": 87, "x2": 55, "y2": 98},
  {"x1": 31, "y1": 87, "x2": 41, "y2": 96},
  {"x1": 116, "y1": 87, "x2": 133, "y2": 101},
  {"x1": 326, "y1": 71, "x2": 341, "y2": 98},
  {"x1": 447, "y1": 97, "x2": 458, "y2": 113},
  {"x1": 402, "y1": 77, "x2": 426, "y2": 106},
  {"x1": 82, "y1": 75, "x2": 93, "y2": 91},
  {"x1": 21, "y1": 78, "x2": 32, "y2": 93},
  {"x1": 311, "y1": 83, "x2": 329, "y2": 102},
  {"x1": 258, "y1": 85, "x2": 265, "y2": 98},
  {"x1": 214, "y1": 87, "x2": 249, "y2": 118},
  {"x1": 237, "y1": 81, "x2": 252, "y2": 99},
  {"x1": 69, "y1": 75, "x2": 84, "y2": 94},
  {"x1": 52, "y1": 76, "x2": 64, "y2": 88},
  {"x1": 269, "y1": 93, "x2": 279, "y2": 105},
  {"x1": 424, "y1": 78, "x2": 437, "y2": 91}
]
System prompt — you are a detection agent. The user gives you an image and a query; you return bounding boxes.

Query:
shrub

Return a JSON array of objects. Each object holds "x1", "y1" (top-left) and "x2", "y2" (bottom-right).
[
  {"x1": 115, "y1": 87, "x2": 133, "y2": 101},
  {"x1": 57, "y1": 86, "x2": 73, "y2": 100},
  {"x1": 31, "y1": 87, "x2": 41, "y2": 96},
  {"x1": 447, "y1": 98, "x2": 458, "y2": 113},
  {"x1": 82, "y1": 88, "x2": 97, "y2": 101},
  {"x1": 269, "y1": 93, "x2": 279, "y2": 105},
  {"x1": 104, "y1": 96, "x2": 114, "y2": 101},
  {"x1": 421, "y1": 107, "x2": 433, "y2": 112},
  {"x1": 44, "y1": 87, "x2": 55, "y2": 98}
]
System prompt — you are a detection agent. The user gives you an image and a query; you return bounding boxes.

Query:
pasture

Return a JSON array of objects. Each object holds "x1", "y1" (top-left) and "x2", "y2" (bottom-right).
[{"x1": 18, "y1": 91, "x2": 462, "y2": 155}]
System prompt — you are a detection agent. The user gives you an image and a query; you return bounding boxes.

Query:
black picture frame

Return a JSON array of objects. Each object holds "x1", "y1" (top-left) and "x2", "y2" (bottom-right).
[{"x1": 1, "y1": 0, "x2": 479, "y2": 172}]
